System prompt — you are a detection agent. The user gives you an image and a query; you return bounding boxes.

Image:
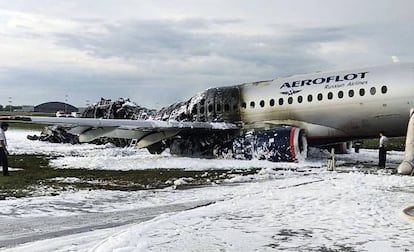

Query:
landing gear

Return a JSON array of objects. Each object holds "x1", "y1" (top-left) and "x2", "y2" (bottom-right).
[
  {"x1": 398, "y1": 109, "x2": 414, "y2": 175},
  {"x1": 147, "y1": 142, "x2": 166, "y2": 154}
]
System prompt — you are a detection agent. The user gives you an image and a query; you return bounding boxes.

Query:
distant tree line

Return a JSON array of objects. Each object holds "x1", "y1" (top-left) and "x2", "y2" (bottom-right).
[{"x1": 0, "y1": 105, "x2": 22, "y2": 111}]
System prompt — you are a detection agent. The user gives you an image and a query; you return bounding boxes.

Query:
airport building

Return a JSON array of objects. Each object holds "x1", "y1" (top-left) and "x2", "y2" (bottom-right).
[
  {"x1": 34, "y1": 102, "x2": 78, "y2": 113},
  {"x1": 13, "y1": 105, "x2": 35, "y2": 112}
]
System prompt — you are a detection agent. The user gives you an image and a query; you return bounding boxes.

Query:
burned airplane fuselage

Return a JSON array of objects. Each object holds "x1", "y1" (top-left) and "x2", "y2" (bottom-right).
[
  {"x1": 36, "y1": 84, "x2": 306, "y2": 162},
  {"x1": 154, "y1": 86, "x2": 242, "y2": 123},
  {"x1": 148, "y1": 84, "x2": 306, "y2": 162},
  {"x1": 151, "y1": 86, "x2": 244, "y2": 158}
]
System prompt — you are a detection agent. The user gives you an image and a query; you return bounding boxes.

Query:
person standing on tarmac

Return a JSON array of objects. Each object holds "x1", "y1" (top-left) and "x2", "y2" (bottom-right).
[
  {"x1": 0, "y1": 122, "x2": 9, "y2": 176},
  {"x1": 378, "y1": 132, "x2": 388, "y2": 168}
]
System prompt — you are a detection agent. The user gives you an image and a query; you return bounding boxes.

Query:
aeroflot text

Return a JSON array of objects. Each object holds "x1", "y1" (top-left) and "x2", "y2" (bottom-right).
[{"x1": 280, "y1": 72, "x2": 369, "y2": 89}]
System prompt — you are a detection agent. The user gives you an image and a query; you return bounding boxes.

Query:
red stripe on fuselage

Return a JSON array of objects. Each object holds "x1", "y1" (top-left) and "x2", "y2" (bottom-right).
[{"x1": 289, "y1": 128, "x2": 296, "y2": 160}]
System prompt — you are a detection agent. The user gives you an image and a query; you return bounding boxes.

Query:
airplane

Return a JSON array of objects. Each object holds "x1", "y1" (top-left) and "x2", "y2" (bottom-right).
[{"x1": 2, "y1": 62, "x2": 414, "y2": 163}]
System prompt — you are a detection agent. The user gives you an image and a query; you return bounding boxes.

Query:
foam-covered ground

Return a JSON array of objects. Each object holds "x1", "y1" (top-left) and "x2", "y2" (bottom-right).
[
  {"x1": 9, "y1": 129, "x2": 322, "y2": 170},
  {"x1": 1, "y1": 129, "x2": 413, "y2": 251}
]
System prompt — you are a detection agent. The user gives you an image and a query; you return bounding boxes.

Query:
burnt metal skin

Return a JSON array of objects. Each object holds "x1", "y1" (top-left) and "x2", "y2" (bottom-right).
[
  {"x1": 154, "y1": 86, "x2": 242, "y2": 123},
  {"x1": 153, "y1": 86, "x2": 244, "y2": 158},
  {"x1": 154, "y1": 85, "x2": 306, "y2": 161}
]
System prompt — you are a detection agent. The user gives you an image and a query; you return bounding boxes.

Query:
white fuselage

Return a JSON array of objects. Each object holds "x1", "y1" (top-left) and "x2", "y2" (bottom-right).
[{"x1": 239, "y1": 63, "x2": 414, "y2": 142}]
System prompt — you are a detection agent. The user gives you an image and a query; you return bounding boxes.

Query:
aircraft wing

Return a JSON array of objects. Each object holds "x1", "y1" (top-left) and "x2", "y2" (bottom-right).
[
  {"x1": 0, "y1": 116, "x2": 239, "y2": 130},
  {"x1": 0, "y1": 116, "x2": 240, "y2": 148}
]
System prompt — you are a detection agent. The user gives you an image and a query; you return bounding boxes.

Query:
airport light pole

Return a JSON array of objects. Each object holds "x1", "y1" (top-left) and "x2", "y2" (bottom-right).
[
  {"x1": 64, "y1": 95, "x2": 68, "y2": 114},
  {"x1": 8, "y1": 97, "x2": 12, "y2": 112}
]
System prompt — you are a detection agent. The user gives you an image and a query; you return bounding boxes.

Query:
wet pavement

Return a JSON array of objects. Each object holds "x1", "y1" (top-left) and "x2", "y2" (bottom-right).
[{"x1": 0, "y1": 200, "x2": 215, "y2": 248}]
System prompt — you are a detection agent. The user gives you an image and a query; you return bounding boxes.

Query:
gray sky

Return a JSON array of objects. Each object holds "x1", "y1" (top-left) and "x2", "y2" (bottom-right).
[{"x1": 0, "y1": 0, "x2": 413, "y2": 108}]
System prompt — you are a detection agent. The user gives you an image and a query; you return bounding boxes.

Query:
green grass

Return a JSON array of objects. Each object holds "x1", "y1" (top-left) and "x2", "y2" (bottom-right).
[
  {"x1": 0, "y1": 155, "x2": 50, "y2": 198},
  {"x1": 0, "y1": 154, "x2": 258, "y2": 199},
  {"x1": 8, "y1": 122, "x2": 47, "y2": 131},
  {"x1": 361, "y1": 137, "x2": 406, "y2": 151}
]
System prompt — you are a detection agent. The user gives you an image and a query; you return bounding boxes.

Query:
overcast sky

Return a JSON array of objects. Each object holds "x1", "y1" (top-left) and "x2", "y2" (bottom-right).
[{"x1": 0, "y1": 0, "x2": 413, "y2": 108}]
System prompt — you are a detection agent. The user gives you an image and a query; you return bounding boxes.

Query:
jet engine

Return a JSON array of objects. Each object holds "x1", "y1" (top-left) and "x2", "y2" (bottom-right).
[{"x1": 233, "y1": 127, "x2": 308, "y2": 162}]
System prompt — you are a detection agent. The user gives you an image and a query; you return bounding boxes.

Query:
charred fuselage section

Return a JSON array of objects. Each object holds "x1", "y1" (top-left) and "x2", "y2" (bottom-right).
[
  {"x1": 149, "y1": 86, "x2": 244, "y2": 158},
  {"x1": 154, "y1": 86, "x2": 241, "y2": 123},
  {"x1": 28, "y1": 85, "x2": 308, "y2": 162},
  {"x1": 82, "y1": 98, "x2": 157, "y2": 120}
]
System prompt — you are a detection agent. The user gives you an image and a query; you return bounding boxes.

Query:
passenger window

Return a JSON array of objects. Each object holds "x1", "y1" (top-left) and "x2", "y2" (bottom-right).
[
  {"x1": 359, "y1": 88, "x2": 365, "y2": 96},
  {"x1": 208, "y1": 104, "x2": 213, "y2": 112},
  {"x1": 381, "y1": 85, "x2": 388, "y2": 94},
  {"x1": 288, "y1": 97, "x2": 293, "y2": 104},
  {"x1": 327, "y1": 92, "x2": 333, "y2": 100},
  {"x1": 317, "y1": 93, "x2": 323, "y2": 101},
  {"x1": 307, "y1": 95, "x2": 313, "y2": 102},
  {"x1": 348, "y1": 90, "x2": 354, "y2": 97},
  {"x1": 192, "y1": 104, "x2": 198, "y2": 114},
  {"x1": 260, "y1": 100, "x2": 265, "y2": 107},
  {"x1": 241, "y1": 102, "x2": 246, "y2": 109},
  {"x1": 370, "y1": 87, "x2": 376, "y2": 95},
  {"x1": 224, "y1": 104, "x2": 230, "y2": 112},
  {"x1": 250, "y1": 101, "x2": 255, "y2": 108},
  {"x1": 200, "y1": 106, "x2": 205, "y2": 114},
  {"x1": 216, "y1": 103, "x2": 221, "y2": 112},
  {"x1": 297, "y1": 96, "x2": 303, "y2": 103},
  {"x1": 279, "y1": 98, "x2": 284, "y2": 105},
  {"x1": 269, "y1": 99, "x2": 275, "y2": 107},
  {"x1": 338, "y1": 91, "x2": 344, "y2": 98}
]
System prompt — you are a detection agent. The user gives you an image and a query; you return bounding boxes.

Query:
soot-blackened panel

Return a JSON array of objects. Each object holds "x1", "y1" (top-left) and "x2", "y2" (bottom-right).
[{"x1": 193, "y1": 86, "x2": 241, "y2": 122}]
